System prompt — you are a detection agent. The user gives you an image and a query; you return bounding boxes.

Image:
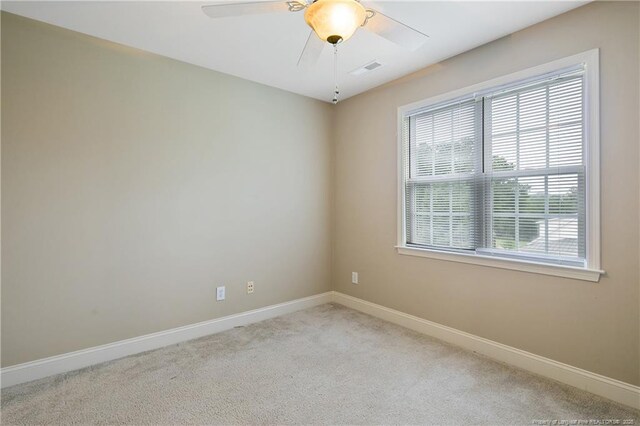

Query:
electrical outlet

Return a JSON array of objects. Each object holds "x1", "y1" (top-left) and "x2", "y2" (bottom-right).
[
  {"x1": 352, "y1": 272, "x2": 359, "y2": 284},
  {"x1": 247, "y1": 281, "x2": 254, "y2": 294},
  {"x1": 216, "y1": 286, "x2": 225, "y2": 301}
]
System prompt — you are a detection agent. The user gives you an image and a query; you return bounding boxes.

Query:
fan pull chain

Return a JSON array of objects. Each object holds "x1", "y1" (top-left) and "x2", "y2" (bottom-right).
[{"x1": 332, "y1": 43, "x2": 339, "y2": 104}]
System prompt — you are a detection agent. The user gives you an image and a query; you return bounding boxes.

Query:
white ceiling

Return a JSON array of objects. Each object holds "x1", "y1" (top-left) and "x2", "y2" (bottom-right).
[{"x1": 2, "y1": 1, "x2": 587, "y2": 102}]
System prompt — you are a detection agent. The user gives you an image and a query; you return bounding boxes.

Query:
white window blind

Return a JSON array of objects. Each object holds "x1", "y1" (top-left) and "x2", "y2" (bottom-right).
[
  {"x1": 402, "y1": 66, "x2": 588, "y2": 268},
  {"x1": 482, "y1": 71, "x2": 585, "y2": 266},
  {"x1": 405, "y1": 99, "x2": 481, "y2": 251}
]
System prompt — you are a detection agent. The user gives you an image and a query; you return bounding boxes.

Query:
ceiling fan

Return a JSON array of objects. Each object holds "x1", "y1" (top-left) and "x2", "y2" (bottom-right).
[{"x1": 202, "y1": 0, "x2": 429, "y2": 103}]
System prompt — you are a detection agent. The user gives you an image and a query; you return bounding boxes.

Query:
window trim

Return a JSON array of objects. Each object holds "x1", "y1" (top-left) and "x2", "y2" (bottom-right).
[{"x1": 396, "y1": 49, "x2": 602, "y2": 282}]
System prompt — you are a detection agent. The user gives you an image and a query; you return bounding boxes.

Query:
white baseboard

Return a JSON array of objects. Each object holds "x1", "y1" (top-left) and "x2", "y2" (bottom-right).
[
  {"x1": 330, "y1": 291, "x2": 640, "y2": 410},
  {"x1": 3, "y1": 290, "x2": 638, "y2": 411},
  {"x1": 1, "y1": 292, "x2": 332, "y2": 389}
]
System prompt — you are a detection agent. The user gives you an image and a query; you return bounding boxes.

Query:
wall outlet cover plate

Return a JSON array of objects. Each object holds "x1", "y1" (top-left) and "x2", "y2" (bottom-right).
[{"x1": 216, "y1": 286, "x2": 225, "y2": 301}]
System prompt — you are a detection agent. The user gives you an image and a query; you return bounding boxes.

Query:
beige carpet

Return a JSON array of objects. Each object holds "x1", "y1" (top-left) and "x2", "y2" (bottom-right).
[{"x1": 1, "y1": 304, "x2": 638, "y2": 425}]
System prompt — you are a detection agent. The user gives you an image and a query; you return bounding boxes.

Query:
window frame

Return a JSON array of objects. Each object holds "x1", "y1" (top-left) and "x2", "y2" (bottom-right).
[{"x1": 396, "y1": 49, "x2": 603, "y2": 282}]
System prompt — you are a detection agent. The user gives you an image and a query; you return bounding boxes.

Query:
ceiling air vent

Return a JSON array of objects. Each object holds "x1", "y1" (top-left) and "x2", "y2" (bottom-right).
[{"x1": 350, "y1": 61, "x2": 383, "y2": 76}]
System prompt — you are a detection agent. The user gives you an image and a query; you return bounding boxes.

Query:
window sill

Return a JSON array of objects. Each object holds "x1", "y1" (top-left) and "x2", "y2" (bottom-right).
[{"x1": 395, "y1": 246, "x2": 604, "y2": 282}]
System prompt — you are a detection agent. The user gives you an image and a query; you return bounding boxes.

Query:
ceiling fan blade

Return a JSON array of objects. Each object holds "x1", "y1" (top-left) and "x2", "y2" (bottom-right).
[
  {"x1": 297, "y1": 30, "x2": 325, "y2": 69},
  {"x1": 202, "y1": 1, "x2": 302, "y2": 19},
  {"x1": 363, "y1": 10, "x2": 429, "y2": 50}
]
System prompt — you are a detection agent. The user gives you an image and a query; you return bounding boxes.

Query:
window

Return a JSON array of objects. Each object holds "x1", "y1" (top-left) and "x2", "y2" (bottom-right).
[{"x1": 397, "y1": 50, "x2": 602, "y2": 282}]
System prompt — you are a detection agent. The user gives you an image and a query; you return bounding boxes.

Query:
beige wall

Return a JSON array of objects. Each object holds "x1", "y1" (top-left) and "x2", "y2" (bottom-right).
[
  {"x1": 1, "y1": 12, "x2": 332, "y2": 367},
  {"x1": 333, "y1": 1, "x2": 640, "y2": 386}
]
